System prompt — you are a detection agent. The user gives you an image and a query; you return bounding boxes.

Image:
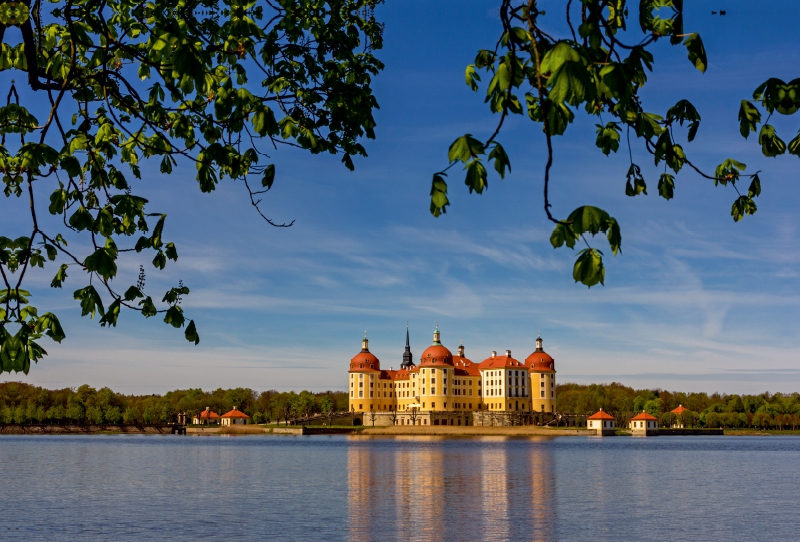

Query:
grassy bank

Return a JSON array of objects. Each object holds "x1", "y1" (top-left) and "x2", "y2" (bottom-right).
[{"x1": 724, "y1": 428, "x2": 800, "y2": 436}]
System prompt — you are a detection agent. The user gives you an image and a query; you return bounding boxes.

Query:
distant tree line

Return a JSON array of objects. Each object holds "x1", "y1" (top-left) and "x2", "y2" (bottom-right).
[
  {"x1": 557, "y1": 383, "x2": 800, "y2": 430},
  {"x1": 0, "y1": 382, "x2": 349, "y2": 425}
]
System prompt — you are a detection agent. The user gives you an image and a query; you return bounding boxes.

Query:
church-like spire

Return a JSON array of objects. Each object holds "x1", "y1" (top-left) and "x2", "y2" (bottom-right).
[
  {"x1": 401, "y1": 324, "x2": 415, "y2": 369},
  {"x1": 432, "y1": 323, "x2": 441, "y2": 345},
  {"x1": 535, "y1": 332, "x2": 543, "y2": 352},
  {"x1": 362, "y1": 331, "x2": 369, "y2": 352}
]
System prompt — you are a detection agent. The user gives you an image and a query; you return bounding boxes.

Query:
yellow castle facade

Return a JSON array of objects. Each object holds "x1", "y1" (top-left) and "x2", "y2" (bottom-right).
[{"x1": 348, "y1": 326, "x2": 557, "y2": 426}]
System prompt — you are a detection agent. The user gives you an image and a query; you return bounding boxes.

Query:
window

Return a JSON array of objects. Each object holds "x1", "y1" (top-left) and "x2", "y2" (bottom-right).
[
  {"x1": 540, "y1": 391, "x2": 545, "y2": 398},
  {"x1": 370, "y1": 382, "x2": 373, "y2": 388},
  {"x1": 359, "y1": 404, "x2": 362, "y2": 409},
  {"x1": 432, "y1": 402, "x2": 436, "y2": 409},
  {"x1": 370, "y1": 392, "x2": 374, "y2": 398},
  {"x1": 350, "y1": 391, "x2": 353, "y2": 398},
  {"x1": 469, "y1": 403, "x2": 472, "y2": 409},
  {"x1": 541, "y1": 381, "x2": 544, "y2": 387},
  {"x1": 359, "y1": 391, "x2": 363, "y2": 398},
  {"x1": 551, "y1": 391, "x2": 554, "y2": 398}
]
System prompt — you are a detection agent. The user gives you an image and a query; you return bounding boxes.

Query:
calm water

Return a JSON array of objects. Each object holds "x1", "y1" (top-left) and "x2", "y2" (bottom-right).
[{"x1": 0, "y1": 434, "x2": 797, "y2": 541}]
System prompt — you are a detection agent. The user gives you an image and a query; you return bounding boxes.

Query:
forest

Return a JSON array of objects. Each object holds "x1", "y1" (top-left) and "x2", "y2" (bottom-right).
[
  {"x1": 556, "y1": 382, "x2": 800, "y2": 429},
  {"x1": 3, "y1": 380, "x2": 800, "y2": 430},
  {"x1": 0, "y1": 382, "x2": 348, "y2": 426}
]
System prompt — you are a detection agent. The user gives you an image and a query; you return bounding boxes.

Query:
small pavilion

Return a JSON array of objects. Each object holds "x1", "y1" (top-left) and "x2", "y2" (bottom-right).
[
  {"x1": 629, "y1": 411, "x2": 659, "y2": 436},
  {"x1": 220, "y1": 407, "x2": 251, "y2": 426},
  {"x1": 192, "y1": 407, "x2": 220, "y2": 425},
  {"x1": 587, "y1": 409, "x2": 616, "y2": 436},
  {"x1": 670, "y1": 404, "x2": 688, "y2": 428}
]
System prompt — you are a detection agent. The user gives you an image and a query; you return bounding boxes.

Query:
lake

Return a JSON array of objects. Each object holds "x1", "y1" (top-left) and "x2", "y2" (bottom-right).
[{"x1": 0, "y1": 434, "x2": 797, "y2": 541}]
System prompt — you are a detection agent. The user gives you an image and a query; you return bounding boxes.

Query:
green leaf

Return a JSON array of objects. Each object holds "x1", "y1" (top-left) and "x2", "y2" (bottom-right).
[
  {"x1": 83, "y1": 239, "x2": 118, "y2": 280},
  {"x1": 262, "y1": 164, "x2": 275, "y2": 188},
  {"x1": 758, "y1": 125, "x2": 786, "y2": 157},
  {"x1": 787, "y1": 130, "x2": 800, "y2": 157},
  {"x1": 625, "y1": 164, "x2": 647, "y2": 196},
  {"x1": 185, "y1": 320, "x2": 200, "y2": 345},
  {"x1": 139, "y1": 296, "x2": 157, "y2": 317},
  {"x1": 666, "y1": 99, "x2": 701, "y2": 142},
  {"x1": 448, "y1": 135, "x2": 484, "y2": 164},
  {"x1": 153, "y1": 250, "x2": 166, "y2": 270},
  {"x1": 165, "y1": 242, "x2": 178, "y2": 261},
  {"x1": 605, "y1": 218, "x2": 621, "y2": 255},
  {"x1": 123, "y1": 286, "x2": 143, "y2": 301},
  {"x1": 50, "y1": 264, "x2": 68, "y2": 288},
  {"x1": 73, "y1": 285, "x2": 105, "y2": 319},
  {"x1": 465, "y1": 64, "x2": 481, "y2": 91},
  {"x1": 550, "y1": 223, "x2": 578, "y2": 249},
  {"x1": 35, "y1": 312, "x2": 65, "y2": 342},
  {"x1": 429, "y1": 173, "x2": 449, "y2": 217},
  {"x1": 748, "y1": 174, "x2": 761, "y2": 198},
  {"x1": 731, "y1": 195, "x2": 757, "y2": 222},
  {"x1": 683, "y1": 33, "x2": 707, "y2": 73},
  {"x1": 658, "y1": 173, "x2": 675, "y2": 200},
  {"x1": 464, "y1": 160, "x2": 488, "y2": 194},
  {"x1": 99, "y1": 299, "x2": 121, "y2": 327},
  {"x1": 753, "y1": 78, "x2": 800, "y2": 115},
  {"x1": 48, "y1": 187, "x2": 68, "y2": 215},
  {"x1": 714, "y1": 159, "x2": 746, "y2": 186},
  {"x1": 595, "y1": 122, "x2": 621, "y2": 155},
  {"x1": 738, "y1": 100, "x2": 761, "y2": 139},
  {"x1": 487, "y1": 143, "x2": 511, "y2": 178},
  {"x1": 163, "y1": 306, "x2": 185, "y2": 328},
  {"x1": 573, "y1": 248, "x2": 605, "y2": 288},
  {"x1": 68, "y1": 207, "x2": 94, "y2": 231},
  {"x1": 540, "y1": 42, "x2": 593, "y2": 106}
]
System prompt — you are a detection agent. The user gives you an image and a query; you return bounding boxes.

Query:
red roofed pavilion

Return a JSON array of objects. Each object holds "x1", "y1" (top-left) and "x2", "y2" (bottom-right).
[
  {"x1": 587, "y1": 408, "x2": 616, "y2": 435},
  {"x1": 630, "y1": 411, "x2": 659, "y2": 436},
  {"x1": 220, "y1": 407, "x2": 250, "y2": 426}
]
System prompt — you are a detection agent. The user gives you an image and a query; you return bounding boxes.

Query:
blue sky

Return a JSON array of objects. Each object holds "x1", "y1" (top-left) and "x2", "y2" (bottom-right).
[{"x1": 8, "y1": 1, "x2": 800, "y2": 394}]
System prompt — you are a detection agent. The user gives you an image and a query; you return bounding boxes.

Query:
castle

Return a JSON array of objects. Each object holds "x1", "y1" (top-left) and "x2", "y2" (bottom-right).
[{"x1": 348, "y1": 326, "x2": 557, "y2": 426}]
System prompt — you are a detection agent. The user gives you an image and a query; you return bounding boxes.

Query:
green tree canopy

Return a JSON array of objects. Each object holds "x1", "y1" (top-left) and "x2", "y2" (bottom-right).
[
  {"x1": 430, "y1": 1, "x2": 799, "y2": 288},
  {"x1": 0, "y1": 0, "x2": 384, "y2": 373}
]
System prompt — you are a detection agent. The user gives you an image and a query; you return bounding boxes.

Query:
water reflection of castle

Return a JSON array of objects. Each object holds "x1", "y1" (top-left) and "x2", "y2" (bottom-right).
[
  {"x1": 347, "y1": 438, "x2": 556, "y2": 541},
  {"x1": 348, "y1": 327, "x2": 557, "y2": 426}
]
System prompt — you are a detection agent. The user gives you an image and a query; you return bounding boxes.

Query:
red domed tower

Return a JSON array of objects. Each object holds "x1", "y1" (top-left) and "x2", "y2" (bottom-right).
[
  {"x1": 417, "y1": 325, "x2": 454, "y2": 412},
  {"x1": 525, "y1": 333, "x2": 557, "y2": 414},
  {"x1": 348, "y1": 332, "x2": 381, "y2": 414}
]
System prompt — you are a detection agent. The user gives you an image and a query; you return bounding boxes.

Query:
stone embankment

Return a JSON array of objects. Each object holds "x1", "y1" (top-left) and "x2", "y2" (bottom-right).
[{"x1": 359, "y1": 426, "x2": 593, "y2": 437}]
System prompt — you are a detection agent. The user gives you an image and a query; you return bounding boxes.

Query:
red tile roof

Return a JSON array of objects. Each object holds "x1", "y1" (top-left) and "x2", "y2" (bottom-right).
[
  {"x1": 452, "y1": 356, "x2": 480, "y2": 376},
  {"x1": 349, "y1": 351, "x2": 381, "y2": 372},
  {"x1": 525, "y1": 351, "x2": 555, "y2": 372},
  {"x1": 198, "y1": 410, "x2": 220, "y2": 419},
  {"x1": 382, "y1": 369, "x2": 411, "y2": 380},
  {"x1": 419, "y1": 344, "x2": 454, "y2": 367},
  {"x1": 631, "y1": 412, "x2": 658, "y2": 421},
  {"x1": 671, "y1": 405, "x2": 687, "y2": 414},
  {"x1": 478, "y1": 354, "x2": 526, "y2": 370},
  {"x1": 221, "y1": 408, "x2": 250, "y2": 419},
  {"x1": 588, "y1": 410, "x2": 615, "y2": 420}
]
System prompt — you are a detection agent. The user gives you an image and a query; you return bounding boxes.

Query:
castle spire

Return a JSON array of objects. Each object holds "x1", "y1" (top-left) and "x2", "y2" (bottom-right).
[
  {"x1": 401, "y1": 324, "x2": 415, "y2": 369},
  {"x1": 362, "y1": 331, "x2": 369, "y2": 352},
  {"x1": 432, "y1": 323, "x2": 441, "y2": 345}
]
